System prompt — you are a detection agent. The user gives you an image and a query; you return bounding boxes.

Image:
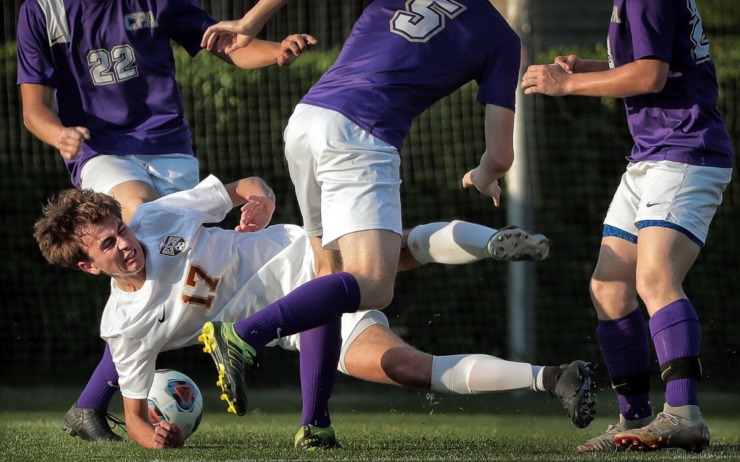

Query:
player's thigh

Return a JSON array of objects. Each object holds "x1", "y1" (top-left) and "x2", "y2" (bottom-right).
[
  {"x1": 80, "y1": 153, "x2": 198, "y2": 196},
  {"x1": 141, "y1": 154, "x2": 200, "y2": 196},
  {"x1": 285, "y1": 105, "x2": 403, "y2": 248},
  {"x1": 284, "y1": 104, "x2": 326, "y2": 238},
  {"x1": 591, "y1": 235, "x2": 638, "y2": 319},
  {"x1": 318, "y1": 142, "x2": 401, "y2": 248},
  {"x1": 81, "y1": 154, "x2": 155, "y2": 194},
  {"x1": 635, "y1": 227, "x2": 700, "y2": 312},
  {"x1": 634, "y1": 161, "x2": 731, "y2": 247},
  {"x1": 338, "y1": 229, "x2": 402, "y2": 309}
]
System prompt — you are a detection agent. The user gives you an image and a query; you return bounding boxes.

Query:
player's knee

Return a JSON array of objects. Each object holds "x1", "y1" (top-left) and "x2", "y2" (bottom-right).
[
  {"x1": 355, "y1": 275, "x2": 393, "y2": 310},
  {"x1": 589, "y1": 277, "x2": 609, "y2": 305},
  {"x1": 635, "y1": 271, "x2": 673, "y2": 305},
  {"x1": 358, "y1": 283, "x2": 395, "y2": 311},
  {"x1": 119, "y1": 198, "x2": 147, "y2": 223}
]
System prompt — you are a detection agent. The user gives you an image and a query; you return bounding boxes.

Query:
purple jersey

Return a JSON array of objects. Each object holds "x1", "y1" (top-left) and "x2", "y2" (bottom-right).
[
  {"x1": 608, "y1": 0, "x2": 733, "y2": 168},
  {"x1": 299, "y1": 0, "x2": 521, "y2": 150},
  {"x1": 17, "y1": 0, "x2": 217, "y2": 187}
]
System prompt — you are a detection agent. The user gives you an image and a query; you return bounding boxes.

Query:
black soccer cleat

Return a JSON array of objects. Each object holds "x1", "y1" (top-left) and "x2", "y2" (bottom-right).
[
  {"x1": 63, "y1": 403, "x2": 125, "y2": 442},
  {"x1": 547, "y1": 360, "x2": 596, "y2": 429}
]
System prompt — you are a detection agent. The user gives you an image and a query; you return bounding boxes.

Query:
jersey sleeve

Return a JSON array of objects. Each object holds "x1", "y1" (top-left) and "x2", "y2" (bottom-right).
[
  {"x1": 163, "y1": 0, "x2": 217, "y2": 57},
  {"x1": 107, "y1": 336, "x2": 158, "y2": 399},
  {"x1": 16, "y1": 2, "x2": 57, "y2": 86},
  {"x1": 476, "y1": 36, "x2": 521, "y2": 111},
  {"x1": 625, "y1": 0, "x2": 675, "y2": 63},
  {"x1": 137, "y1": 174, "x2": 233, "y2": 225}
]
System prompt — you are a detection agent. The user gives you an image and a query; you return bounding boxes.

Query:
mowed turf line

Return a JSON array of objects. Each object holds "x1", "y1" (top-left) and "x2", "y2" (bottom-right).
[{"x1": 1, "y1": 387, "x2": 739, "y2": 461}]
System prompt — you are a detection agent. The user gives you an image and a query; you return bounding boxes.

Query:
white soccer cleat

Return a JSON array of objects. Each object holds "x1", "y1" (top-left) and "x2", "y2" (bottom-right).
[{"x1": 487, "y1": 226, "x2": 550, "y2": 261}]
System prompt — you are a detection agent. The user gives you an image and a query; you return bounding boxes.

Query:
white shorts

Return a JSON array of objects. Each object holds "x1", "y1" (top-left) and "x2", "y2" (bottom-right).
[
  {"x1": 284, "y1": 104, "x2": 403, "y2": 248},
  {"x1": 274, "y1": 309, "x2": 390, "y2": 375},
  {"x1": 80, "y1": 154, "x2": 200, "y2": 196},
  {"x1": 603, "y1": 160, "x2": 732, "y2": 246}
]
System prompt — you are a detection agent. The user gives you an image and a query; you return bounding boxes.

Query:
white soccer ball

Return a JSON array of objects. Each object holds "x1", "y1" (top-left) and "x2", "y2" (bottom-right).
[{"x1": 147, "y1": 369, "x2": 204, "y2": 439}]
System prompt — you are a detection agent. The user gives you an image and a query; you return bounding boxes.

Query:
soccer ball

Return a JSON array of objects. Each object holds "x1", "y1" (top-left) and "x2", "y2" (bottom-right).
[{"x1": 147, "y1": 369, "x2": 203, "y2": 439}]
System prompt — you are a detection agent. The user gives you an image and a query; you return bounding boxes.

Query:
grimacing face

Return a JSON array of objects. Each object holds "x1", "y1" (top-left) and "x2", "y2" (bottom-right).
[{"x1": 77, "y1": 215, "x2": 146, "y2": 284}]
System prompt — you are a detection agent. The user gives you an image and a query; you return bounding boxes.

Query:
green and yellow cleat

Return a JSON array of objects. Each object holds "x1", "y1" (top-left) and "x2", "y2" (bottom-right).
[
  {"x1": 294, "y1": 424, "x2": 342, "y2": 450},
  {"x1": 198, "y1": 321, "x2": 255, "y2": 416}
]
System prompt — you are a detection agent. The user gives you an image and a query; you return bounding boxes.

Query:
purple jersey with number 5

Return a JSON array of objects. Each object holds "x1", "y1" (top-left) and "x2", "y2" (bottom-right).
[
  {"x1": 299, "y1": 0, "x2": 521, "y2": 150},
  {"x1": 16, "y1": 0, "x2": 216, "y2": 187},
  {"x1": 607, "y1": 0, "x2": 733, "y2": 167}
]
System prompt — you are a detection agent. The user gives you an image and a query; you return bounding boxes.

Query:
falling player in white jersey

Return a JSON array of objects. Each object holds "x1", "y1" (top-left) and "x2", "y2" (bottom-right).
[{"x1": 35, "y1": 175, "x2": 594, "y2": 449}]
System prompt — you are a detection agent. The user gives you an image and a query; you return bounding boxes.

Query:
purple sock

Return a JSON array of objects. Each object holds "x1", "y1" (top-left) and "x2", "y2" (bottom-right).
[
  {"x1": 596, "y1": 309, "x2": 653, "y2": 420},
  {"x1": 233, "y1": 272, "x2": 360, "y2": 351},
  {"x1": 299, "y1": 315, "x2": 342, "y2": 427},
  {"x1": 76, "y1": 345, "x2": 119, "y2": 409},
  {"x1": 649, "y1": 299, "x2": 701, "y2": 407}
]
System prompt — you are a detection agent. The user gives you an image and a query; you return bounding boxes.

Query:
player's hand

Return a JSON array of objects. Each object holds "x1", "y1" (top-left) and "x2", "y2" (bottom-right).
[
  {"x1": 277, "y1": 34, "x2": 317, "y2": 66},
  {"x1": 202, "y1": 18, "x2": 258, "y2": 54},
  {"x1": 521, "y1": 63, "x2": 570, "y2": 96},
  {"x1": 553, "y1": 54, "x2": 583, "y2": 74},
  {"x1": 235, "y1": 195, "x2": 275, "y2": 232},
  {"x1": 151, "y1": 421, "x2": 184, "y2": 449},
  {"x1": 462, "y1": 168, "x2": 502, "y2": 207},
  {"x1": 57, "y1": 126, "x2": 89, "y2": 161}
]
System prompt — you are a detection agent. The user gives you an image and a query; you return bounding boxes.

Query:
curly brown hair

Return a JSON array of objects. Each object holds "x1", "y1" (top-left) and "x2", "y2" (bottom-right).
[{"x1": 34, "y1": 189, "x2": 123, "y2": 269}]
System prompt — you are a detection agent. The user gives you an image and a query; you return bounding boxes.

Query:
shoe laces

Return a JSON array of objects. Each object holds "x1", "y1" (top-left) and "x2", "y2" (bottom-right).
[
  {"x1": 107, "y1": 413, "x2": 127, "y2": 435},
  {"x1": 652, "y1": 411, "x2": 680, "y2": 427}
]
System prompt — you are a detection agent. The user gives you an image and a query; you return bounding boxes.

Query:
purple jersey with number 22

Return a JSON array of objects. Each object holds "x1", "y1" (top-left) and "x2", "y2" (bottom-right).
[{"x1": 17, "y1": 0, "x2": 216, "y2": 187}]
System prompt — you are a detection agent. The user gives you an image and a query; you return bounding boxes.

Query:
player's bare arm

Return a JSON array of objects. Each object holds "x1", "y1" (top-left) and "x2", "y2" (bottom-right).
[
  {"x1": 225, "y1": 177, "x2": 276, "y2": 232},
  {"x1": 123, "y1": 396, "x2": 184, "y2": 448},
  {"x1": 20, "y1": 83, "x2": 90, "y2": 160},
  {"x1": 211, "y1": 34, "x2": 316, "y2": 69},
  {"x1": 201, "y1": 0, "x2": 288, "y2": 54},
  {"x1": 462, "y1": 104, "x2": 514, "y2": 207},
  {"x1": 521, "y1": 58, "x2": 669, "y2": 97},
  {"x1": 552, "y1": 55, "x2": 611, "y2": 74}
]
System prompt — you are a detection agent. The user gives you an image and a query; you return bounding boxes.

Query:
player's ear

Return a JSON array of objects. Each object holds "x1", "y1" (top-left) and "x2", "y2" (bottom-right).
[{"x1": 78, "y1": 260, "x2": 101, "y2": 275}]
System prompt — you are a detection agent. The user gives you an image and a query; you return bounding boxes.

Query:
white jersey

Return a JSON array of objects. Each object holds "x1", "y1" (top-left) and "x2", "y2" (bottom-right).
[{"x1": 100, "y1": 175, "x2": 316, "y2": 399}]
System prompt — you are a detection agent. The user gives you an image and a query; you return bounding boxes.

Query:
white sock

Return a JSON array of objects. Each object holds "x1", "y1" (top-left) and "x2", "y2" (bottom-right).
[
  {"x1": 431, "y1": 354, "x2": 534, "y2": 394},
  {"x1": 532, "y1": 365, "x2": 546, "y2": 392},
  {"x1": 407, "y1": 221, "x2": 497, "y2": 265}
]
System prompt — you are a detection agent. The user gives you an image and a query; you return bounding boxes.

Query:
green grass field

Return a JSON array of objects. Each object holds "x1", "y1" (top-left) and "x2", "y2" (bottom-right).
[{"x1": 1, "y1": 385, "x2": 739, "y2": 461}]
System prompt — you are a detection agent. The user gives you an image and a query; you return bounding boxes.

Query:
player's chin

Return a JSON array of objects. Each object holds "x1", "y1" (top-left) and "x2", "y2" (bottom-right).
[{"x1": 126, "y1": 255, "x2": 146, "y2": 273}]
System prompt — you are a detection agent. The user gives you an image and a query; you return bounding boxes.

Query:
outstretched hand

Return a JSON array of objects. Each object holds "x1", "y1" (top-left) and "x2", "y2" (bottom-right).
[
  {"x1": 520, "y1": 63, "x2": 571, "y2": 96},
  {"x1": 278, "y1": 33, "x2": 317, "y2": 66},
  {"x1": 462, "y1": 168, "x2": 501, "y2": 207},
  {"x1": 235, "y1": 195, "x2": 275, "y2": 232},
  {"x1": 201, "y1": 18, "x2": 257, "y2": 54}
]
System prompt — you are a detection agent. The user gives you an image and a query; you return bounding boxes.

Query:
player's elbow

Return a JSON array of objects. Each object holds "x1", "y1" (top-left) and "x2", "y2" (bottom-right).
[
  {"x1": 635, "y1": 59, "x2": 669, "y2": 94},
  {"x1": 643, "y1": 74, "x2": 667, "y2": 94},
  {"x1": 21, "y1": 108, "x2": 37, "y2": 134}
]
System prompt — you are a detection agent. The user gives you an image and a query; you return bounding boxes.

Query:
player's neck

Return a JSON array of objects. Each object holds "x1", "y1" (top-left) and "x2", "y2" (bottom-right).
[{"x1": 112, "y1": 270, "x2": 146, "y2": 292}]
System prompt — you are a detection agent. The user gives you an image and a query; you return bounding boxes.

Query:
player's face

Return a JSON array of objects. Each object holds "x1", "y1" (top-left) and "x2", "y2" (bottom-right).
[{"x1": 78, "y1": 216, "x2": 146, "y2": 284}]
